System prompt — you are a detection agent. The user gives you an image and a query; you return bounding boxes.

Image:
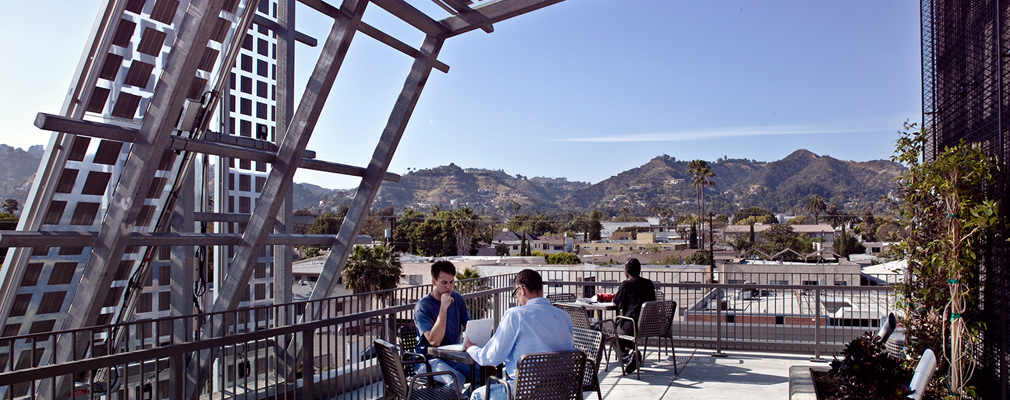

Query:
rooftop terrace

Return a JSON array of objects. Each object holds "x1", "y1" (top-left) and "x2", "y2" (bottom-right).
[{"x1": 0, "y1": 269, "x2": 891, "y2": 399}]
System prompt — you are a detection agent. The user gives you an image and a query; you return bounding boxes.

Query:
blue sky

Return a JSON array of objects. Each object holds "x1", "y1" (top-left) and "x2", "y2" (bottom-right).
[{"x1": 1, "y1": 1, "x2": 921, "y2": 189}]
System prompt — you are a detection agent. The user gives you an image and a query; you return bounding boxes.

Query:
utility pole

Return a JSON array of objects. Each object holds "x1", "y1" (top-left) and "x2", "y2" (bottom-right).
[{"x1": 709, "y1": 212, "x2": 716, "y2": 283}]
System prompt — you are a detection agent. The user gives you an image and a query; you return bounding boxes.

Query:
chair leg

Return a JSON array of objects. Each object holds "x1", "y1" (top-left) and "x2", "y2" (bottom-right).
[
  {"x1": 672, "y1": 345, "x2": 678, "y2": 375},
  {"x1": 635, "y1": 340, "x2": 641, "y2": 380}
]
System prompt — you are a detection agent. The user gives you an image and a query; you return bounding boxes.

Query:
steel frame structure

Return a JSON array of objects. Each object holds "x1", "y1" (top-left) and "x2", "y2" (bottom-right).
[{"x1": 0, "y1": 0, "x2": 566, "y2": 398}]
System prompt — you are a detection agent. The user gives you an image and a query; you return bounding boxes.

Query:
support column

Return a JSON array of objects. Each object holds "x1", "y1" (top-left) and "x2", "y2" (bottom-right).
[
  {"x1": 185, "y1": 1, "x2": 370, "y2": 397},
  {"x1": 273, "y1": 0, "x2": 298, "y2": 383},
  {"x1": 169, "y1": 168, "x2": 195, "y2": 399},
  {"x1": 274, "y1": 0, "x2": 296, "y2": 325}
]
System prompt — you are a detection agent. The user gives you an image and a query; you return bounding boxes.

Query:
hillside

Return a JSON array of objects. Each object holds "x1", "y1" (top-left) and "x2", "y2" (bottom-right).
[
  {"x1": 0, "y1": 144, "x2": 904, "y2": 217},
  {"x1": 560, "y1": 150, "x2": 903, "y2": 215},
  {"x1": 0, "y1": 145, "x2": 43, "y2": 204},
  {"x1": 304, "y1": 150, "x2": 904, "y2": 216}
]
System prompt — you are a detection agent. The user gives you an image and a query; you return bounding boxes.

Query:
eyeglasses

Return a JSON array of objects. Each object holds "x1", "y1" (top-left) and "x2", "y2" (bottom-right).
[{"x1": 512, "y1": 286, "x2": 522, "y2": 299}]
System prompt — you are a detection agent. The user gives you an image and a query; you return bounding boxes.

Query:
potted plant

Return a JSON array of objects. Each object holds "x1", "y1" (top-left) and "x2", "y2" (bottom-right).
[{"x1": 812, "y1": 332, "x2": 913, "y2": 400}]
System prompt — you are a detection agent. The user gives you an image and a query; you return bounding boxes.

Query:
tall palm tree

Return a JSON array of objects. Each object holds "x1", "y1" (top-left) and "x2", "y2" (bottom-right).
[
  {"x1": 804, "y1": 194, "x2": 827, "y2": 225},
  {"x1": 450, "y1": 207, "x2": 477, "y2": 256},
  {"x1": 688, "y1": 160, "x2": 716, "y2": 247}
]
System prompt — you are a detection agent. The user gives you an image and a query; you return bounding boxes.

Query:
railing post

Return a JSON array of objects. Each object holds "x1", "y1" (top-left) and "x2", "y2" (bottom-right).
[
  {"x1": 302, "y1": 328, "x2": 315, "y2": 399},
  {"x1": 712, "y1": 287, "x2": 726, "y2": 357},
  {"x1": 810, "y1": 288, "x2": 827, "y2": 362},
  {"x1": 171, "y1": 353, "x2": 186, "y2": 399}
]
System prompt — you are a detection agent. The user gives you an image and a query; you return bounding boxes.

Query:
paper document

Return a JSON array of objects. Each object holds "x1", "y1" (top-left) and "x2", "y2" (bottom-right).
[
  {"x1": 464, "y1": 318, "x2": 494, "y2": 347},
  {"x1": 438, "y1": 343, "x2": 464, "y2": 351}
]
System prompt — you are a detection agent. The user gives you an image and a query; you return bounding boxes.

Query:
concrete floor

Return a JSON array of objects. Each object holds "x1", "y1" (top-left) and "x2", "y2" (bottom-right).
[{"x1": 594, "y1": 348, "x2": 827, "y2": 400}]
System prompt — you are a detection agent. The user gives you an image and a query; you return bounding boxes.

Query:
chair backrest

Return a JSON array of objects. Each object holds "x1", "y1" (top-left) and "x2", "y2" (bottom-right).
[
  {"x1": 637, "y1": 300, "x2": 676, "y2": 337},
  {"x1": 399, "y1": 324, "x2": 419, "y2": 353},
  {"x1": 557, "y1": 304, "x2": 592, "y2": 330},
  {"x1": 374, "y1": 339, "x2": 410, "y2": 399},
  {"x1": 513, "y1": 350, "x2": 586, "y2": 400},
  {"x1": 907, "y1": 349, "x2": 937, "y2": 400},
  {"x1": 876, "y1": 312, "x2": 897, "y2": 343},
  {"x1": 398, "y1": 325, "x2": 421, "y2": 377},
  {"x1": 547, "y1": 293, "x2": 576, "y2": 304},
  {"x1": 572, "y1": 327, "x2": 603, "y2": 391},
  {"x1": 654, "y1": 290, "x2": 665, "y2": 301}
]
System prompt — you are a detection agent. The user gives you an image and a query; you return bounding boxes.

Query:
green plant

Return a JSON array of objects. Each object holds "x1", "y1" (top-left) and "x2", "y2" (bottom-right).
[
  {"x1": 827, "y1": 332, "x2": 913, "y2": 400},
  {"x1": 892, "y1": 121, "x2": 999, "y2": 397},
  {"x1": 494, "y1": 243, "x2": 510, "y2": 256},
  {"x1": 341, "y1": 243, "x2": 401, "y2": 294},
  {"x1": 545, "y1": 252, "x2": 580, "y2": 264}
]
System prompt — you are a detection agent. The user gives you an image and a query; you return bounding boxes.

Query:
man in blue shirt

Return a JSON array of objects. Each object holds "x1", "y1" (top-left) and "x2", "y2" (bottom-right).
[
  {"x1": 414, "y1": 260, "x2": 473, "y2": 386},
  {"x1": 464, "y1": 269, "x2": 574, "y2": 400}
]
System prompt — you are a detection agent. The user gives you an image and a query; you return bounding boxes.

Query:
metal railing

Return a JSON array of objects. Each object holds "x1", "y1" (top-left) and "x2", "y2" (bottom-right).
[{"x1": 0, "y1": 269, "x2": 896, "y2": 399}]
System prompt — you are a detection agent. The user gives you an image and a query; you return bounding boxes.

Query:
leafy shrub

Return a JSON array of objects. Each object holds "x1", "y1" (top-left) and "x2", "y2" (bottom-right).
[
  {"x1": 545, "y1": 252, "x2": 580, "y2": 264},
  {"x1": 827, "y1": 332, "x2": 912, "y2": 399}
]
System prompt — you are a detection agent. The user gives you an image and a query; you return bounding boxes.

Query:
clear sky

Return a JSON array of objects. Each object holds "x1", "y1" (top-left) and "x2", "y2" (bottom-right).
[{"x1": 0, "y1": 1, "x2": 921, "y2": 190}]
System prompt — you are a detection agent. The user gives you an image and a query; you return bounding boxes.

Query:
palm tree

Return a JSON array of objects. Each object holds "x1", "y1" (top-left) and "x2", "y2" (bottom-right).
[
  {"x1": 449, "y1": 207, "x2": 477, "y2": 256},
  {"x1": 804, "y1": 194, "x2": 827, "y2": 225},
  {"x1": 1, "y1": 198, "x2": 19, "y2": 214},
  {"x1": 341, "y1": 243, "x2": 402, "y2": 294},
  {"x1": 688, "y1": 160, "x2": 716, "y2": 248}
]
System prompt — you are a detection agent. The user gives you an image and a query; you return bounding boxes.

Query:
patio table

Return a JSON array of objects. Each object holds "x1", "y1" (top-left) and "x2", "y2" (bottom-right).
[
  {"x1": 557, "y1": 301, "x2": 617, "y2": 321},
  {"x1": 428, "y1": 345, "x2": 497, "y2": 388}
]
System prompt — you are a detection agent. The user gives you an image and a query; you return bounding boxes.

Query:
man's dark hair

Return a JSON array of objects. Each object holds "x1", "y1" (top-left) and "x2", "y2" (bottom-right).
[
  {"x1": 514, "y1": 269, "x2": 543, "y2": 293},
  {"x1": 625, "y1": 258, "x2": 642, "y2": 277},
  {"x1": 431, "y1": 260, "x2": 456, "y2": 279}
]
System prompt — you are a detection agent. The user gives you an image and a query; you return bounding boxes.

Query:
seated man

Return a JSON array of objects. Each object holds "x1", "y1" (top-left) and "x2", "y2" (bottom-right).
[
  {"x1": 613, "y1": 257, "x2": 655, "y2": 373},
  {"x1": 464, "y1": 269, "x2": 574, "y2": 400},
  {"x1": 414, "y1": 260, "x2": 474, "y2": 386}
]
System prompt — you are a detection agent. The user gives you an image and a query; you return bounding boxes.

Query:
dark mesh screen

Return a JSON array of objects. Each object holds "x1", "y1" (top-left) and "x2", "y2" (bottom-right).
[{"x1": 923, "y1": 0, "x2": 1010, "y2": 397}]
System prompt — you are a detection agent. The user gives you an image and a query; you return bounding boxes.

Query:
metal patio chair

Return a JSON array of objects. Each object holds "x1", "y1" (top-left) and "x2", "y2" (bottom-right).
[
  {"x1": 547, "y1": 293, "x2": 577, "y2": 304},
  {"x1": 398, "y1": 324, "x2": 429, "y2": 380},
  {"x1": 484, "y1": 350, "x2": 586, "y2": 400},
  {"x1": 375, "y1": 339, "x2": 462, "y2": 400},
  {"x1": 572, "y1": 327, "x2": 605, "y2": 400},
  {"x1": 613, "y1": 300, "x2": 677, "y2": 378},
  {"x1": 559, "y1": 303, "x2": 615, "y2": 370}
]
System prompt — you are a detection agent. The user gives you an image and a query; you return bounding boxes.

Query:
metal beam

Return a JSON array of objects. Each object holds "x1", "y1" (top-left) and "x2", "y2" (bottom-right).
[
  {"x1": 308, "y1": 34, "x2": 445, "y2": 304},
  {"x1": 187, "y1": 0, "x2": 370, "y2": 397},
  {"x1": 0, "y1": 231, "x2": 368, "y2": 247},
  {"x1": 252, "y1": 13, "x2": 318, "y2": 46},
  {"x1": 358, "y1": 22, "x2": 450, "y2": 73},
  {"x1": 436, "y1": 0, "x2": 494, "y2": 33},
  {"x1": 33, "y1": 113, "x2": 400, "y2": 182},
  {"x1": 369, "y1": 0, "x2": 446, "y2": 37},
  {"x1": 440, "y1": 0, "x2": 566, "y2": 38},
  {"x1": 193, "y1": 212, "x2": 314, "y2": 225},
  {"x1": 47, "y1": 0, "x2": 226, "y2": 397}
]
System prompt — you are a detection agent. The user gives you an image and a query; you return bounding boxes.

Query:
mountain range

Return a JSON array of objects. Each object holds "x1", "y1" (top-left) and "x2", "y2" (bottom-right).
[{"x1": 0, "y1": 145, "x2": 905, "y2": 217}]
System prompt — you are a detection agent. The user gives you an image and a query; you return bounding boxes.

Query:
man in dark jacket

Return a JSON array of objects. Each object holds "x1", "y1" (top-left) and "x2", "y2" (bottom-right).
[{"x1": 613, "y1": 258, "x2": 655, "y2": 373}]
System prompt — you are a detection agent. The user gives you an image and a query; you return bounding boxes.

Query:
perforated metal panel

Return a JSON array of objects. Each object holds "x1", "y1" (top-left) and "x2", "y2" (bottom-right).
[{"x1": 922, "y1": 0, "x2": 1010, "y2": 397}]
